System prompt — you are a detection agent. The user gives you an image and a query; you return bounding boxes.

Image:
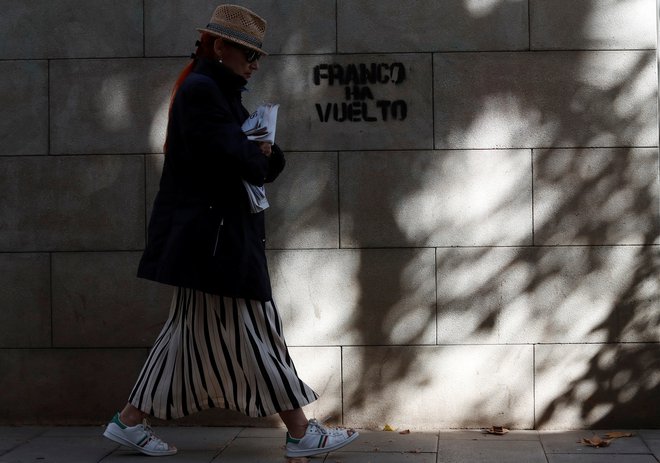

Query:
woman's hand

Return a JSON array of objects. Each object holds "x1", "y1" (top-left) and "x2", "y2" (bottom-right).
[{"x1": 258, "y1": 142, "x2": 272, "y2": 157}]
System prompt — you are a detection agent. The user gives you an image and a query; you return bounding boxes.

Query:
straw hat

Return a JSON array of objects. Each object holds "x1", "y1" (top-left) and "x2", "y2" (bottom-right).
[{"x1": 197, "y1": 4, "x2": 268, "y2": 55}]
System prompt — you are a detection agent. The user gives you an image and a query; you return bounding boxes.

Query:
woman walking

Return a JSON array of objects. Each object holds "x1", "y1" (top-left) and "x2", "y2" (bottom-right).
[{"x1": 102, "y1": 4, "x2": 358, "y2": 458}]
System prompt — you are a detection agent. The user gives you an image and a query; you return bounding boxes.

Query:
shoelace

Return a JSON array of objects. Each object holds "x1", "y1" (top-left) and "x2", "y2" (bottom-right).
[
  {"x1": 308, "y1": 419, "x2": 347, "y2": 436},
  {"x1": 308, "y1": 419, "x2": 328, "y2": 435},
  {"x1": 141, "y1": 420, "x2": 167, "y2": 449}
]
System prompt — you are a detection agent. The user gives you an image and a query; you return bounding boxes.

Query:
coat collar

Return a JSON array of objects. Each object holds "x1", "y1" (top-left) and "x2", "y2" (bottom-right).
[{"x1": 193, "y1": 58, "x2": 247, "y2": 93}]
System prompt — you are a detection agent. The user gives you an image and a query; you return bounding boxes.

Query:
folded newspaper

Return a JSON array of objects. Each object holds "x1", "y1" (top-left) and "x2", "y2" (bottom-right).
[
  {"x1": 241, "y1": 103, "x2": 280, "y2": 213},
  {"x1": 242, "y1": 103, "x2": 279, "y2": 144}
]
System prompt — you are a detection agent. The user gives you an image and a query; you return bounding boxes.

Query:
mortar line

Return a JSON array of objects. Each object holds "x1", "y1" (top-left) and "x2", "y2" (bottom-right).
[
  {"x1": 144, "y1": 155, "x2": 148, "y2": 242},
  {"x1": 531, "y1": 149, "x2": 535, "y2": 246},
  {"x1": 533, "y1": 343, "x2": 537, "y2": 429},
  {"x1": 528, "y1": 0, "x2": 532, "y2": 51},
  {"x1": 3, "y1": 243, "x2": 658, "y2": 254},
  {"x1": 49, "y1": 252, "x2": 53, "y2": 348},
  {"x1": 1, "y1": 341, "x2": 658, "y2": 351},
  {"x1": 657, "y1": 0, "x2": 660, "y2": 154},
  {"x1": 431, "y1": 52, "x2": 436, "y2": 149},
  {"x1": 1, "y1": 49, "x2": 656, "y2": 63},
  {"x1": 47, "y1": 59, "x2": 51, "y2": 156},
  {"x1": 335, "y1": 0, "x2": 339, "y2": 54},
  {"x1": 434, "y1": 247, "x2": 439, "y2": 346},
  {"x1": 340, "y1": 345, "x2": 344, "y2": 425},
  {"x1": 142, "y1": 0, "x2": 146, "y2": 58},
  {"x1": 336, "y1": 151, "x2": 342, "y2": 248}
]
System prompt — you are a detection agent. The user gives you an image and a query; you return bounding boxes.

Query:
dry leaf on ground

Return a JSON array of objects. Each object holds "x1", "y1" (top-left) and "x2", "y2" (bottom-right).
[
  {"x1": 604, "y1": 432, "x2": 633, "y2": 439},
  {"x1": 399, "y1": 429, "x2": 411, "y2": 434},
  {"x1": 580, "y1": 435, "x2": 612, "y2": 448},
  {"x1": 484, "y1": 426, "x2": 509, "y2": 435},
  {"x1": 383, "y1": 424, "x2": 395, "y2": 431},
  {"x1": 286, "y1": 458, "x2": 310, "y2": 463}
]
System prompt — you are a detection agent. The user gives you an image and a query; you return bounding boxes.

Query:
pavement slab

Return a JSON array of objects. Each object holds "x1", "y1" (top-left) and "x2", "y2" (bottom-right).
[
  {"x1": 0, "y1": 436, "x2": 118, "y2": 463},
  {"x1": 212, "y1": 437, "x2": 286, "y2": 462},
  {"x1": 540, "y1": 430, "x2": 652, "y2": 454},
  {"x1": 335, "y1": 431, "x2": 438, "y2": 453},
  {"x1": 436, "y1": 439, "x2": 547, "y2": 463},
  {"x1": 546, "y1": 456, "x2": 658, "y2": 463}
]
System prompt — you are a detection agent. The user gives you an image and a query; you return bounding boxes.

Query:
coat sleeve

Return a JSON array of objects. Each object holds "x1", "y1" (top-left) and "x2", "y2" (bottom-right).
[
  {"x1": 264, "y1": 143, "x2": 286, "y2": 183},
  {"x1": 178, "y1": 77, "x2": 270, "y2": 186}
]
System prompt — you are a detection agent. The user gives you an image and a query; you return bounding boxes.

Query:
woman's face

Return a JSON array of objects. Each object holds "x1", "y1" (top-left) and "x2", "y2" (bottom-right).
[{"x1": 214, "y1": 38, "x2": 261, "y2": 80}]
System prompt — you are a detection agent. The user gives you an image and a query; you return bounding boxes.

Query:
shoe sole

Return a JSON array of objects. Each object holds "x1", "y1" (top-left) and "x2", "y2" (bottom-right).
[
  {"x1": 285, "y1": 430, "x2": 360, "y2": 458},
  {"x1": 103, "y1": 427, "x2": 177, "y2": 457}
]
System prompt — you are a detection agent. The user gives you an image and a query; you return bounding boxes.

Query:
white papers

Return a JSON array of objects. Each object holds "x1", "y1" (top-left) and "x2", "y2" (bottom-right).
[
  {"x1": 242, "y1": 179, "x2": 269, "y2": 213},
  {"x1": 241, "y1": 103, "x2": 279, "y2": 144},
  {"x1": 240, "y1": 103, "x2": 279, "y2": 213}
]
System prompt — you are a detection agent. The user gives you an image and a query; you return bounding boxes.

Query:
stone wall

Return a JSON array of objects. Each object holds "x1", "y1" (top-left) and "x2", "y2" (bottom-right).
[{"x1": 0, "y1": 0, "x2": 658, "y2": 429}]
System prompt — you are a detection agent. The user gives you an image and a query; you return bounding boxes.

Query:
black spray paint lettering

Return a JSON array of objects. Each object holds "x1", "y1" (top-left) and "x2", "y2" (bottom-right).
[
  {"x1": 313, "y1": 62, "x2": 408, "y2": 122},
  {"x1": 315, "y1": 100, "x2": 407, "y2": 122},
  {"x1": 313, "y1": 63, "x2": 406, "y2": 86}
]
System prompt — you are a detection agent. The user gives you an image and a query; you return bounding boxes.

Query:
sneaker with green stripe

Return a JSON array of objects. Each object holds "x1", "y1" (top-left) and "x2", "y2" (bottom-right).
[
  {"x1": 103, "y1": 412, "x2": 177, "y2": 456},
  {"x1": 285, "y1": 418, "x2": 359, "y2": 458}
]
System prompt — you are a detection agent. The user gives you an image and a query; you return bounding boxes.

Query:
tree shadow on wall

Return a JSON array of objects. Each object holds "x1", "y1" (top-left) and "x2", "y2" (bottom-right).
[{"x1": 286, "y1": 0, "x2": 659, "y2": 429}]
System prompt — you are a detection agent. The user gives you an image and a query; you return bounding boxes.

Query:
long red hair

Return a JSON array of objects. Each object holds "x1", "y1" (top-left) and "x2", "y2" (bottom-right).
[{"x1": 163, "y1": 33, "x2": 219, "y2": 153}]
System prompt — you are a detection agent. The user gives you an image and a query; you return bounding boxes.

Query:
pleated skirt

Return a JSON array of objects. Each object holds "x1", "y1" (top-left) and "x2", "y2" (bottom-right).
[{"x1": 128, "y1": 287, "x2": 318, "y2": 419}]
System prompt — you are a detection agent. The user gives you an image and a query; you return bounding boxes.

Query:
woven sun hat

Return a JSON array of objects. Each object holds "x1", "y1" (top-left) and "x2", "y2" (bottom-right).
[{"x1": 197, "y1": 4, "x2": 268, "y2": 55}]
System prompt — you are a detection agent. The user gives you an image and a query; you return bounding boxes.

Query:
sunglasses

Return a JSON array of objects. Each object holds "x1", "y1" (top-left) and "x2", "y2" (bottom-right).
[{"x1": 227, "y1": 42, "x2": 262, "y2": 63}]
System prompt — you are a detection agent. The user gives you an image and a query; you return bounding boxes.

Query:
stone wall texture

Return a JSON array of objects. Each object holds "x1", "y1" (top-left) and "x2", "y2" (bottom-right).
[{"x1": 0, "y1": 0, "x2": 658, "y2": 430}]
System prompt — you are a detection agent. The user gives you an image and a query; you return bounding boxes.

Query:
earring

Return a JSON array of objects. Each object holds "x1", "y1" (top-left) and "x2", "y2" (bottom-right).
[{"x1": 217, "y1": 56, "x2": 223, "y2": 63}]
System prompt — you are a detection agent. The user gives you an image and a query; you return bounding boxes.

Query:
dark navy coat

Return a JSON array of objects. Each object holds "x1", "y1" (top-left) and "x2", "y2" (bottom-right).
[{"x1": 137, "y1": 58, "x2": 285, "y2": 301}]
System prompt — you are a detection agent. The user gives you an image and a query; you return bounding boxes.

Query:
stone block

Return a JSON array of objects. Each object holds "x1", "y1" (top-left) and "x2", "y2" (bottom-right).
[
  {"x1": 145, "y1": 0, "x2": 336, "y2": 56},
  {"x1": 0, "y1": 348, "x2": 149, "y2": 424},
  {"x1": 530, "y1": 0, "x2": 656, "y2": 50},
  {"x1": 50, "y1": 58, "x2": 185, "y2": 154},
  {"x1": 52, "y1": 252, "x2": 174, "y2": 348},
  {"x1": 0, "y1": 156, "x2": 145, "y2": 251},
  {"x1": 339, "y1": 150, "x2": 532, "y2": 247},
  {"x1": 434, "y1": 51, "x2": 658, "y2": 149},
  {"x1": 266, "y1": 152, "x2": 339, "y2": 249},
  {"x1": 0, "y1": 253, "x2": 50, "y2": 348},
  {"x1": 338, "y1": 0, "x2": 529, "y2": 52},
  {"x1": 342, "y1": 345, "x2": 534, "y2": 429},
  {"x1": 533, "y1": 148, "x2": 660, "y2": 245},
  {"x1": 268, "y1": 248, "x2": 436, "y2": 346},
  {"x1": 243, "y1": 54, "x2": 433, "y2": 151},
  {"x1": 535, "y1": 344, "x2": 660, "y2": 429},
  {"x1": 436, "y1": 246, "x2": 659, "y2": 344},
  {"x1": 0, "y1": 61, "x2": 48, "y2": 155},
  {"x1": 0, "y1": 0, "x2": 143, "y2": 59}
]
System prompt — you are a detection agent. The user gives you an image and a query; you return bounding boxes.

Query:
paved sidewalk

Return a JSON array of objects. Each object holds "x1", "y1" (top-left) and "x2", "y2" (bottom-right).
[{"x1": 0, "y1": 426, "x2": 658, "y2": 462}]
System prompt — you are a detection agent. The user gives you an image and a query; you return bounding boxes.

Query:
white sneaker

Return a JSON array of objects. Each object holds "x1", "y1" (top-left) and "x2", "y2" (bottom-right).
[
  {"x1": 285, "y1": 419, "x2": 359, "y2": 458},
  {"x1": 103, "y1": 412, "x2": 177, "y2": 456}
]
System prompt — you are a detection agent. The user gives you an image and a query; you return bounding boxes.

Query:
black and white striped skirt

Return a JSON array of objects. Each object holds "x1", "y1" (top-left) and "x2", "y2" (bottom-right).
[{"x1": 128, "y1": 287, "x2": 318, "y2": 419}]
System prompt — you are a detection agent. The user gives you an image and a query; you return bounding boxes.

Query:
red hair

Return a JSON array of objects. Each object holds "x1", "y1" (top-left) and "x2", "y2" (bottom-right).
[{"x1": 163, "y1": 33, "x2": 219, "y2": 152}]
